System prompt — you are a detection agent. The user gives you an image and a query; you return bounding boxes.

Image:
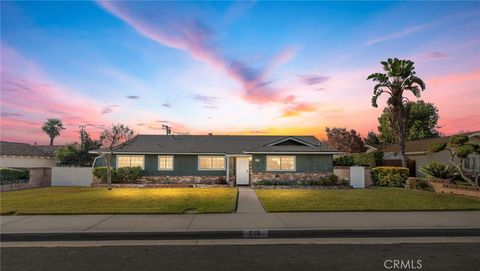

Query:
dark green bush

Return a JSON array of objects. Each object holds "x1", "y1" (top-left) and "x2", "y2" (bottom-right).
[
  {"x1": 405, "y1": 178, "x2": 434, "y2": 191},
  {"x1": 92, "y1": 166, "x2": 143, "y2": 183},
  {"x1": 0, "y1": 168, "x2": 29, "y2": 185},
  {"x1": 255, "y1": 174, "x2": 346, "y2": 186},
  {"x1": 419, "y1": 161, "x2": 458, "y2": 180},
  {"x1": 334, "y1": 152, "x2": 383, "y2": 167},
  {"x1": 371, "y1": 166, "x2": 409, "y2": 187}
]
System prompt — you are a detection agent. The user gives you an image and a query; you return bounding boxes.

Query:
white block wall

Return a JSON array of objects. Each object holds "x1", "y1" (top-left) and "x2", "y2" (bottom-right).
[{"x1": 51, "y1": 167, "x2": 93, "y2": 187}]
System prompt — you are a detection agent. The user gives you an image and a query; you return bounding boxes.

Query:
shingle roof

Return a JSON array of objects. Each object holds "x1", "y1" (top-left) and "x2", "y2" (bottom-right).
[
  {"x1": 378, "y1": 131, "x2": 480, "y2": 153},
  {"x1": 103, "y1": 135, "x2": 338, "y2": 154},
  {"x1": 0, "y1": 141, "x2": 58, "y2": 157}
]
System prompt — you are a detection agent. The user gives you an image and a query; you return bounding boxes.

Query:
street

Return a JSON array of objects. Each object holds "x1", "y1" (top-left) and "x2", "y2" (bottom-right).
[{"x1": 2, "y1": 242, "x2": 480, "y2": 271}]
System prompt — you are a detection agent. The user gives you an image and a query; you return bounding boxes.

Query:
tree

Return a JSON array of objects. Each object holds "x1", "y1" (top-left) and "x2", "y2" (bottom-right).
[
  {"x1": 378, "y1": 100, "x2": 440, "y2": 143},
  {"x1": 42, "y1": 118, "x2": 65, "y2": 146},
  {"x1": 368, "y1": 58, "x2": 426, "y2": 167},
  {"x1": 407, "y1": 100, "x2": 440, "y2": 140},
  {"x1": 429, "y1": 135, "x2": 480, "y2": 187},
  {"x1": 99, "y1": 124, "x2": 135, "y2": 190},
  {"x1": 56, "y1": 143, "x2": 81, "y2": 166},
  {"x1": 56, "y1": 126, "x2": 102, "y2": 166},
  {"x1": 364, "y1": 131, "x2": 380, "y2": 145},
  {"x1": 78, "y1": 126, "x2": 102, "y2": 166},
  {"x1": 325, "y1": 127, "x2": 366, "y2": 153}
]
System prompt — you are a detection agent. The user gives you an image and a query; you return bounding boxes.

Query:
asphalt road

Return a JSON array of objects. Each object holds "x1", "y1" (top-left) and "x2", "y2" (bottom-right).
[{"x1": 2, "y1": 243, "x2": 480, "y2": 271}]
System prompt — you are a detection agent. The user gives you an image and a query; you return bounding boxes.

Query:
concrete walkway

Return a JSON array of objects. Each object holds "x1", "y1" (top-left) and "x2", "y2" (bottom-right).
[
  {"x1": 236, "y1": 187, "x2": 266, "y2": 213},
  {"x1": 1, "y1": 211, "x2": 479, "y2": 234}
]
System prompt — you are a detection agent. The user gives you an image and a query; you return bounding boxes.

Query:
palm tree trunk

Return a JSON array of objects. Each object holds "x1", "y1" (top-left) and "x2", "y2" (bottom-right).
[{"x1": 49, "y1": 137, "x2": 54, "y2": 146}]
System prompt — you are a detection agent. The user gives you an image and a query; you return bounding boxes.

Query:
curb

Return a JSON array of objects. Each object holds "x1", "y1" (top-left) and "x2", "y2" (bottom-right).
[{"x1": 2, "y1": 228, "x2": 480, "y2": 242}]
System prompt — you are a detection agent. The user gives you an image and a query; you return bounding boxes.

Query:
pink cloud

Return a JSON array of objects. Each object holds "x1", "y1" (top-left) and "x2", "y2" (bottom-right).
[
  {"x1": 281, "y1": 102, "x2": 317, "y2": 117},
  {"x1": 97, "y1": 1, "x2": 296, "y2": 104},
  {"x1": 1, "y1": 44, "x2": 110, "y2": 144}
]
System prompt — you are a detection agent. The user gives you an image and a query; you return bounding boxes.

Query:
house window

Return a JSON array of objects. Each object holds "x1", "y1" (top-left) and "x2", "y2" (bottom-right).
[
  {"x1": 198, "y1": 156, "x2": 225, "y2": 170},
  {"x1": 117, "y1": 155, "x2": 144, "y2": 169},
  {"x1": 266, "y1": 156, "x2": 295, "y2": 171},
  {"x1": 464, "y1": 157, "x2": 477, "y2": 171},
  {"x1": 158, "y1": 156, "x2": 174, "y2": 171}
]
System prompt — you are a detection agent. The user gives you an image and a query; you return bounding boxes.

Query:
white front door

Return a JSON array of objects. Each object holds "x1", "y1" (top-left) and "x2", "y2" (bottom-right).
[{"x1": 236, "y1": 157, "x2": 250, "y2": 185}]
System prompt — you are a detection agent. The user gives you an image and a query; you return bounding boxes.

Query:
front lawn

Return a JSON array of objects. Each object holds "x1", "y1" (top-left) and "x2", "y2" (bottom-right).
[
  {"x1": 1, "y1": 187, "x2": 238, "y2": 215},
  {"x1": 256, "y1": 187, "x2": 480, "y2": 212}
]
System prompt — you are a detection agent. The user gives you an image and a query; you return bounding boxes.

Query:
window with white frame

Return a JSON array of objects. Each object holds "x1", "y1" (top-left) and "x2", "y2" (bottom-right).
[
  {"x1": 198, "y1": 156, "x2": 225, "y2": 170},
  {"x1": 158, "y1": 156, "x2": 174, "y2": 171},
  {"x1": 266, "y1": 156, "x2": 295, "y2": 171},
  {"x1": 117, "y1": 155, "x2": 144, "y2": 169},
  {"x1": 463, "y1": 157, "x2": 477, "y2": 171}
]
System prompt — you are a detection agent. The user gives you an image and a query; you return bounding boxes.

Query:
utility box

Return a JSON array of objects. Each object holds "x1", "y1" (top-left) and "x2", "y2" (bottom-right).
[{"x1": 350, "y1": 166, "x2": 365, "y2": 188}]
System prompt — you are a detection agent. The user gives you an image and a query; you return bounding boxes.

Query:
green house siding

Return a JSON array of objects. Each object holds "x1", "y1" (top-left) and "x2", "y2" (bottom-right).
[
  {"x1": 100, "y1": 154, "x2": 226, "y2": 176},
  {"x1": 252, "y1": 154, "x2": 333, "y2": 173}
]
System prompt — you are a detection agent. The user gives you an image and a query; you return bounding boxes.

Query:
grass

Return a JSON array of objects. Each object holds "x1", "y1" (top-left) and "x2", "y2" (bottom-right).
[
  {"x1": 0, "y1": 187, "x2": 238, "y2": 215},
  {"x1": 256, "y1": 187, "x2": 480, "y2": 212}
]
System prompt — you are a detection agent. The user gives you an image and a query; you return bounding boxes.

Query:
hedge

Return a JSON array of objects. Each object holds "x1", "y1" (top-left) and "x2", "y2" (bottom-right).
[
  {"x1": 256, "y1": 174, "x2": 348, "y2": 186},
  {"x1": 92, "y1": 166, "x2": 143, "y2": 183},
  {"x1": 334, "y1": 152, "x2": 383, "y2": 167},
  {"x1": 0, "y1": 168, "x2": 30, "y2": 185},
  {"x1": 371, "y1": 166, "x2": 409, "y2": 187}
]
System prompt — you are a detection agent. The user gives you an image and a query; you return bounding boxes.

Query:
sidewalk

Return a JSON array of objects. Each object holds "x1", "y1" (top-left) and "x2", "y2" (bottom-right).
[
  {"x1": 2, "y1": 211, "x2": 479, "y2": 234},
  {"x1": 236, "y1": 187, "x2": 266, "y2": 214}
]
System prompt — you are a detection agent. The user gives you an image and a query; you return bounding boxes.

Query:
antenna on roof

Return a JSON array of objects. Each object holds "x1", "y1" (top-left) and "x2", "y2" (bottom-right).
[{"x1": 162, "y1": 125, "x2": 172, "y2": 135}]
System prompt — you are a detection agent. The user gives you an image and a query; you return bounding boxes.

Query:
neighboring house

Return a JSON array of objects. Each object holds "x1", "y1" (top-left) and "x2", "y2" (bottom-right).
[
  {"x1": 92, "y1": 135, "x2": 340, "y2": 186},
  {"x1": 0, "y1": 141, "x2": 60, "y2": 168},
  {"x1": 369, "y1": 132, "x2": 480, "y2": 177}
]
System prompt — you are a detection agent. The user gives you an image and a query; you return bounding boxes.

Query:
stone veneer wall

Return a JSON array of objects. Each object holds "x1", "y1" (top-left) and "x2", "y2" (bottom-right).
[
  {"x1": 251, "y1": 172, "x2": 329, "y2": 183},
  {"x1": 138, "y1": 175, "x2": 227, "y2": 185},
  {"x1": 0, "y1": 167, "x2": 51, "y2": 192}
]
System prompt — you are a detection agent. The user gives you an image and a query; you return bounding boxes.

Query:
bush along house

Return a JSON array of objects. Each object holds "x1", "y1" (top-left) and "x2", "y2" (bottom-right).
[{"x1": 92, "y1": 134, "x2": 341, "y2": 186}]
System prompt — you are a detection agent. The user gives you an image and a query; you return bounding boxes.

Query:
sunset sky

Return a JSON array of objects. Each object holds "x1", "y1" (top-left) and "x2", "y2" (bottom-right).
[{"x1": 1, "y1": 1, "x2": 479, "y2": 145}]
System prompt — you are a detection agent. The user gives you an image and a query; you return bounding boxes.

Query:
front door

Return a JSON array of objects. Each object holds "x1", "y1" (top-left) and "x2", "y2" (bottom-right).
[{"x1": 236, "y1": 157, "x2": 250, "y2": 185}]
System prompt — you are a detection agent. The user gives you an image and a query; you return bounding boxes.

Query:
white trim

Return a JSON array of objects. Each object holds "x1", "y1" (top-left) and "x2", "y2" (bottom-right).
[
  {"x1": 266, "y1": 137, "x2": 315, "y2": 147},
  {"x1": 198, "y1": 155, "x2": 226, "y2": 171},
  {"x1": 266, "y1": 155, "x2": 296, "y2": 172},
  {"x1": 116, "y1": 155, "x2": 145, "y2": 169},
  {"x1": 244, "y1": 151, "x2": 341, "y2": 154},
  {"x1": 158, "y1": 155, "x2": 174, "y2": 171}
]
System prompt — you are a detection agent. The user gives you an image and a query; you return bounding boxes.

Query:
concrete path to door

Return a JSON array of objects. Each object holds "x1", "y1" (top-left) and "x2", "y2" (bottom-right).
[{"x1": 236, "y1": 187, "x2": 266, "y2": 214}]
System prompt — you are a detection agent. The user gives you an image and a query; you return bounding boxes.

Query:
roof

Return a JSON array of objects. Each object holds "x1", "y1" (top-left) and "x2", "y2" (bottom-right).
[
  {"x1": 0, "y1": 141, "x2": 60, "y2": 158},
  {"x1": 99, "y1": 135, "x2": 339, "y2": 154},
  {"x1": 377, "y1": 131, "x2": 480, "y2": 154}
]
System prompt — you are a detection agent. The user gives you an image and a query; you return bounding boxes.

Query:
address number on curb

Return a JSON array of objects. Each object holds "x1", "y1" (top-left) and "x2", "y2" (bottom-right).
[{"x1": 243, "y1": 229, "x2": 268, "y2": 238}]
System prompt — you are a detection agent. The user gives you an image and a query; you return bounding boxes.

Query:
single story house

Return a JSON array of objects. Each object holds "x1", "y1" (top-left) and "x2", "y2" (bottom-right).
[
  {"x1": 368, "y1": 131, "x2": 480, "y2": 177},
  {"x1": 0, "y1": 141, "x2": 59, "y2": 168},
  {"x1": 92, "y1": 135, "x2": 341, "y2": 186}
]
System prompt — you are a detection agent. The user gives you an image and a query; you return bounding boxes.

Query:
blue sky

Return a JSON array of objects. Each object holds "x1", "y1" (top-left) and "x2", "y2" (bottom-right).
[{"x1": 1, "y1": 1, "x2": 479, "y2": 144}]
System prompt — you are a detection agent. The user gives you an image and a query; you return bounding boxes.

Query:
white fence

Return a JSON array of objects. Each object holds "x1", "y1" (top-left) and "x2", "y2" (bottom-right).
[{"x1": 51, "y1": 167, "x2": 93, "y2": 187}]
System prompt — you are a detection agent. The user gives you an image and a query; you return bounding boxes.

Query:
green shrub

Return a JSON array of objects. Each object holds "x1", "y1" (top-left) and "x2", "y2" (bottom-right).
[
  {"x1": 334, "y1": 152, "x2": 383, "y2": 167},
  {"x1": 92, "y1": 166, "x2": 143, "y2": 183},
  {"x1": 419, "y1": 161, "x2": 458, "y2": 180},
  {"x1": 255, "y1": 174, "x2": 344, "y2": 186},
  {"x1": 405, "y1": 177, "x2": 434, "y2": 191},
  {"x1": 0, "y1": 168, "x2": 29, "y2": 185},
  {"x1": 371, "y1": 166, "x2": 409, "y2": 187}
]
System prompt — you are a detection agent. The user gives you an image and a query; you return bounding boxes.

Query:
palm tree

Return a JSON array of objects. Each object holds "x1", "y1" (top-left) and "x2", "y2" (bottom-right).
[
  {"x1": 42, "y1": 118, "x2": 65, "y2": 146},
  {"x1": 367, "y1": 58, "x2": 426, "y2": 167}
]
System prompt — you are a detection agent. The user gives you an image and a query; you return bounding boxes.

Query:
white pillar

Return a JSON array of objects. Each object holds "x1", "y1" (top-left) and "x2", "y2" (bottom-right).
[{"x1": 226, "y1": 155, "x2": 230, "y2": 184}]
